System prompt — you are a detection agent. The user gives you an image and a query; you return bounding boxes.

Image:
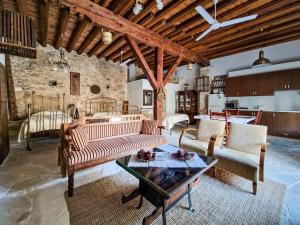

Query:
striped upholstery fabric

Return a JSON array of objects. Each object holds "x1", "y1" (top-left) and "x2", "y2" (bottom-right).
[
  {"x1": 122, "y1": 134, "x2": 167, "y2": 149},
  {"x1": 141, "y1": 120, "x2": 160, "y2": 135},
  {"x1": 65, "y1": 134, "x2": 167, "y2": 166},
  {"x1": 71, "y1": 127, "x2": 89, "y2": 151},
  {"x1": 83, "y1": 121, "x2": 143, "y2": 141}
]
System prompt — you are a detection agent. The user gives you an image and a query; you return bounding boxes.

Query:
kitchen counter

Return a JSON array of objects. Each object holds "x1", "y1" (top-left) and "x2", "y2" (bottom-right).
[{"x1": 228, "y1": 109, "x2": 300, "y2": 113}]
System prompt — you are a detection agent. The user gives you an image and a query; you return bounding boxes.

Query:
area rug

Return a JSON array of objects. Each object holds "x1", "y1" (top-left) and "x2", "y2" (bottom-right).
[{"x1": 65, "y1": 171, "x2": 285, "y2": 225}]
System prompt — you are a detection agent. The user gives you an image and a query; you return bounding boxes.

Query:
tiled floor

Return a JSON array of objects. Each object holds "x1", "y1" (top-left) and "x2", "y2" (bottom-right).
[{"x1": 0, "y1": 127, "x2": 299, "y2": 225}]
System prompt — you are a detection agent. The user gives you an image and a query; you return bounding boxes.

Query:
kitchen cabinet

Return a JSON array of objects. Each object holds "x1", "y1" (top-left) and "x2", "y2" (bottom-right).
[
  {"x1": 273, "y1": 112, "x2": 300, "y2": 138},
  {"x1": 274, "y1": 69, "x2": 300, "y2": 90},
  {"x1": 225, "y1": 77, "x2": 241, "y2": 97},
  {"x1": 260, "y1": 112, "x2": 273, "y2": 135},
  {"x1": 225, "y1": 73, "x2": 274, "y2": 97}
]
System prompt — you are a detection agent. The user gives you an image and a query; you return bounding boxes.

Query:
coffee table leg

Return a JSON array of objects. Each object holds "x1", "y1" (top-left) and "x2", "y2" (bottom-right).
[
  {"x1": 162, "y1": 210, "x2": 167, "y2": 225},
  {"x1": 143, "y1": 207, "x2": 163, "y2": 225},
  {"x1": 122, "y1": 188, "x2": 140, "y2": 204},
  {"x1": 136, "y1": 196, "x2": 143, "y2": 209},
  {"x1": 188, "y1": 191, "x2": 195, "y2": 212}
]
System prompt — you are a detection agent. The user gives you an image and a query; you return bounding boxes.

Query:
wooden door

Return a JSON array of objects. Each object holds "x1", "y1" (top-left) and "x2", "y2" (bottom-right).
[
  {"x1": 0, "y1": 64, "x2": 9, "y2": 164},
  {"x1": 177, "y1": 92, "x2": 185, "y2": 113},
  {"x1": 260, "y1": 111, "x2": 273, "y2": 135},
  {"x1": 225, "y1": 77, "x2": 241, "y2": 97}
]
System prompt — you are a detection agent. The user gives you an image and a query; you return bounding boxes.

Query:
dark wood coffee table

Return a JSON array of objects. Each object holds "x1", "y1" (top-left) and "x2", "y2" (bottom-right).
[{"x1": 116, "y1": 147, "x2": 218, "y2": 225}]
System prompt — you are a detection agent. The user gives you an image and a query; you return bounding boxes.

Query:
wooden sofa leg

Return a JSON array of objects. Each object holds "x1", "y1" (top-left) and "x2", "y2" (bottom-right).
[
  {"x1": 211, "y1": 167, "x2": 216, "y2": 177},
  {"x1": 68, "y1": 169, "x2": 75, "y2": 197},
  {"x1": 252, "y1": 182, "x2": 257, "y2": 195},
  {"x1": 61, "y1": 160, "x2": 67, "y2": 178}
]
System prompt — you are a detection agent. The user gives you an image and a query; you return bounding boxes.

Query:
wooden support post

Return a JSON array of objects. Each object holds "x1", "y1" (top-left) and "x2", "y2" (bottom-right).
[
  {"x1": 154, "y1": 47, "x2": 163, "y2": 124},
  {"x1": 0, "y1": 63, "x2": 9, "y2": 164}
]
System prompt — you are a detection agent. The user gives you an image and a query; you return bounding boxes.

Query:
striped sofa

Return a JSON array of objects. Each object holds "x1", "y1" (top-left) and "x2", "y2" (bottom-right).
[{"x1": 59, "y1": 119, "x2": 167, "y2": 197}]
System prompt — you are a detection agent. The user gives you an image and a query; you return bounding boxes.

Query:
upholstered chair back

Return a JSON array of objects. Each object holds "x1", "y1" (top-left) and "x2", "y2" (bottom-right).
[
  {"x1": 227, "y1": 123, "x2": 267, "y2": 156},
  {"x1": 197, "y1": 120, "x2": 226, "y2": 146}
]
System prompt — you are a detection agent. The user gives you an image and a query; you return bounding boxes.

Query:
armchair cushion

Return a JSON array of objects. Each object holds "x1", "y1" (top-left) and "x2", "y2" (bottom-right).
[
  {"x1": 197, "y1": 120, "x2": 226, "y2": 146},
  {"x1": 142, "y1": 120, "x2": 160, "y2": 135},
  {"x1": 214, "y1": 147, "x2": 260, "y2": 182},
  {"x1": 180, "y1": 138, "x2": 209, "y2": 155},
  {"x1": 71, "y1": 127, "x2": 89, "y2": 151},
  {"x1": 227, "y1": 123, "x2": 267, "y2": 156}
]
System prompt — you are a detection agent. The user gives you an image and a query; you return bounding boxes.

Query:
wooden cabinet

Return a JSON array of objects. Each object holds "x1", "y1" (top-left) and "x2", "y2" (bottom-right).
[
  {"x1": 273, "y1": 112, "x2": 300, "y2": 139},
  {"x1": 274, "y1": 69, "x2": 300, "y2": 90},
  {"x1": 225, "y1": 77, "x2": 241, "y2": 97},
  {"x1": 260, "y1": 111, "x2": 274, "y2": 135},
  {"x1": 177, "y1": 90, "x2": 198, "y2": 124},
  {"x1": 225, "y1": 73, "x2": 274, "y2": 97},
  {"x1": 225, "y1": 69, "x2": 300, "y2": 97}
]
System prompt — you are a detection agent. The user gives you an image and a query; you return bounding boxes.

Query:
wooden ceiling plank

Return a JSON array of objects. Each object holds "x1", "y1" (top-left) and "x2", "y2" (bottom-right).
[
  {"x1": 16, "y1": 0, "x2": 29, "y2": 15},
  {"x1": 40, "y1": 0, "x2": 49, "y2": 47},
  {"x1": 98, "y1": 37, "x2": 126, "y2": 58},
  {"x1": 66, "y1": 17, "x2": 89, "y2": 52},
  {"x1": 126, "y1": 35, "x2": 158, "y2": 89},
  {"x1": 118, "y1": 0, "x2": 135, "y2": 16},
  {"x1": 61, "y1": 0, "x2": 204, "y2": 62},
  {"x1": 54, "y1": 7, "x2": 70, "y2": 49},
  {"x1": 205, "y1": 30, "x2": 300, "y2": 59},
  {"x1": 163, "y1": 56, "x2": 183, "y2": 86},
  {"x1": 77, "y1": 26, "x2": 101, "y2": 54},
  {"x1": 102, "y1": 0, "x2": 113, "y2": 8},
  {"x1": 188, "y1": 0, "x2": 300, "y2": 51}
]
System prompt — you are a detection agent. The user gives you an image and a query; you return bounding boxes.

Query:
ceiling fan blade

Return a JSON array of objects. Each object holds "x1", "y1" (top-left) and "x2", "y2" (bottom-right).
[
  {"x1": 220, "y1": 14, "x2": 258, "y2": 27},
  {"x1": 196, "y1": 27, "x2": 213, "y2": 41},
  {"x1": 195, "y1": 5, "x2": 217, "y2": 25}
]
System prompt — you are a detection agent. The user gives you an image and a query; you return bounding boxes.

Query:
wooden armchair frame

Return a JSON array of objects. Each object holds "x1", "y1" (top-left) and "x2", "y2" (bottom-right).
[{"x1": 208, "y1": 137, "x2": 267, "y2": 195}]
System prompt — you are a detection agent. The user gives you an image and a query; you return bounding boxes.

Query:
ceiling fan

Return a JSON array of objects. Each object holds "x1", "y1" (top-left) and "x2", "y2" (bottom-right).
[{"x1": 195, "y1": 0, "x2": 258, "y2": 41}]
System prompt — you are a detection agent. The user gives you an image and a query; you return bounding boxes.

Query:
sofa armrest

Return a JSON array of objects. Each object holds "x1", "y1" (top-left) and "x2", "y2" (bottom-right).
[
  {"x1": 207, "y1": 134, "x2": 224, "y2": 157},
  {"x1": 179, "y1": 128, "x2": 198, "y2": 146},
  {"x1": 259, "y1": 143, "x2": 267, "y2": 182}
]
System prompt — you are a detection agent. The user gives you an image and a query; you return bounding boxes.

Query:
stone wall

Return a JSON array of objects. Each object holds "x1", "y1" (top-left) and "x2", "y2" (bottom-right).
[{"x1": 9, "y1": 45, "x2": 128, "y2": 119}]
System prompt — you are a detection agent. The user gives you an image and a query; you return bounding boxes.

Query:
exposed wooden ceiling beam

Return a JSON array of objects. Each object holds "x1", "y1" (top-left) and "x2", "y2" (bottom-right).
[
  {"x1": 126, "y1": 35, "x2": 158, "y2": 89},
  {"x1": 40, "y1": 0, "x2": 49, "y2": 47},
  {"x1": 66, "y1": 17, "x2": 89, "y2": 52},
  {"x1": 163, "y1": 56, "x2": 183, "y2": 86},
  {"x1": 77, "y1": 26, "x2": 101, "y2": 54},
  {"x1": 54, "y1": 7, "x2": 70, "y2": 49},
  {"x1": 60, "y1": 0, "x2": 205, "y2": 62}
]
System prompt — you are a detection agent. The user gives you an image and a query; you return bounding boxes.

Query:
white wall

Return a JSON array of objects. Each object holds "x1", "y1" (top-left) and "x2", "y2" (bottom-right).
[
  {"x1": 210, "y1": 39, "x2": 300, "y2": 76},
  {"x1": 0, "y1": 54, "x2": 5, "y2": 65}
]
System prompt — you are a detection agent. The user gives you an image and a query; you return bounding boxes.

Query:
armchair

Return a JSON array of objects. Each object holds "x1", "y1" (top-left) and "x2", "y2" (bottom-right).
[
  {"x1": 208, "y1": 123, "x2": 267, "y2": 195},
  {"x1": 179, "y1": 120, "x2": 226, "y2": 156}
]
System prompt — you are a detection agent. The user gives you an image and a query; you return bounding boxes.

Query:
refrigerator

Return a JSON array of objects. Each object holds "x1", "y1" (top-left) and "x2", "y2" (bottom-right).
[{"x1": 208, "y1": 94, "x2": 226, "y2": 112}]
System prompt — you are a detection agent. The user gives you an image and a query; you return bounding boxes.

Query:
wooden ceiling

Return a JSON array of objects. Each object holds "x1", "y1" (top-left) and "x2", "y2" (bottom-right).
[{"x1": 1, "y1": 0, "x2": 300, "y2": 69}]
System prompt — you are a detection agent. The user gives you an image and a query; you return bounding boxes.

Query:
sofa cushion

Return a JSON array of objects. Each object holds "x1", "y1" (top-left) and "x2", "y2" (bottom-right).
[
  {"x1": 65, "y1": 134, "x2": 167, "y2": 166},
  {"x1": 71, "y1": 127, "x2": 89, "y2": 151},
  {"x1": 66, "y1": 137, "x2": 133, "y2": 166},
  {"x1": 83, "y1": 121, "x2": 143, "y2": 141},
  {"x1": 142, "y1": 120, "x2": 160, "y2": 135},
  {"x1": 122, "y1": 134, "x2": 167, "y2": 149},
  {"x1": 214, "y1": 147, "x2": 260, "y2": 182}
]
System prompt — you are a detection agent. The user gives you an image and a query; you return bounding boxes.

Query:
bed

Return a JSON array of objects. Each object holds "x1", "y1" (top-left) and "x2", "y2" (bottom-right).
[
  {"x1": 84, "y1": 97, "x2": 139, "y2": 116},
  {"x1": 18, "y1": 92, "x2": 73, "y2": 150},
  {"x1": 140, "y1": 108, "x2": 190, "y2": 133}
]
